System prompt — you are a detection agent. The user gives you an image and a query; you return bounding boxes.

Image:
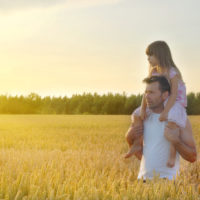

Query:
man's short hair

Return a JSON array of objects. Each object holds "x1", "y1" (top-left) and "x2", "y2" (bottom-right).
[{"x1": 143, "y1": 76, "x2": 171, "y2": 94}]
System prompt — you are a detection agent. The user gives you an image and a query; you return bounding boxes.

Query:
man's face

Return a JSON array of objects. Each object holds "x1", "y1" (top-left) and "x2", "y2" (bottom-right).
[{"x1": 144, "y1": 82, "x2": 167, "y2": 110}]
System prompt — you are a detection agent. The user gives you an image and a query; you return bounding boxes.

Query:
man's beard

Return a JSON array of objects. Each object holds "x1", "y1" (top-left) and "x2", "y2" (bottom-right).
[{"x1": 147, "y1": 101, "x2": 164, "y2": 110}]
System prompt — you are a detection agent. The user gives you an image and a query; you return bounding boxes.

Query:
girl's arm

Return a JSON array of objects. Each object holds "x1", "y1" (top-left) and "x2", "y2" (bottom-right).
[
  {"x1": 162, "y1": 75, "x2": 179, "y2": 114},
  {"x1": 140, "y1": 94, "x2": 147, "y2": 111},
  {"x1": 141, "y1": 66, "x2": 155, "y2": 112}
]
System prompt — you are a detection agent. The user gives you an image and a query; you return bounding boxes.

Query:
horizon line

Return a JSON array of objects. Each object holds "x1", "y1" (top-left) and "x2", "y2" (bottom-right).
[{"x1": 0, "y1": 91, "x2": 198, "y2": 98}]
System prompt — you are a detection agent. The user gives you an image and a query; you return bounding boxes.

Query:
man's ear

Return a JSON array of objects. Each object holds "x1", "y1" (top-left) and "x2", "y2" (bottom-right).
[{"x1": 162, "y1": 91, "x2": 169, "y2": 101}]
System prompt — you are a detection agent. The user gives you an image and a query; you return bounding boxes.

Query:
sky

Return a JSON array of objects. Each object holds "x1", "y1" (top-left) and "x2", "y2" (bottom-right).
[{"x1": 0, "y1": 0, "x2": 200, "y2": 97}]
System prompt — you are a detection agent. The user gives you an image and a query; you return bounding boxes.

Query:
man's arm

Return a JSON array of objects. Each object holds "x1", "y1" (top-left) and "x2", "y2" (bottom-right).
[{"x1": 164, "y1": 118, "x2": 197, "y2": 162}]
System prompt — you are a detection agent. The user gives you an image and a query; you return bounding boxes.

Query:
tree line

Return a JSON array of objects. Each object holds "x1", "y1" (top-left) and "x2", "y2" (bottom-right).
[{"x1": 0, "y1": 92, "x2": 199, "y2": 115}]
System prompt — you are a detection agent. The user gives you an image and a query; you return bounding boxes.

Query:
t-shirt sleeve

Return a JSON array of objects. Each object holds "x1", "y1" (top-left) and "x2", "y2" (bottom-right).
[{"x1": 169, "y1": 68, "x2": 177, "y2": 79}]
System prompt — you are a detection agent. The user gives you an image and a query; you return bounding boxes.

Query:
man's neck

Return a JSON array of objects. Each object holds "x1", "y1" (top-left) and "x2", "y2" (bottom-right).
[{"x1": 151, "y1": 106, "x2": 164, "y2": 114}]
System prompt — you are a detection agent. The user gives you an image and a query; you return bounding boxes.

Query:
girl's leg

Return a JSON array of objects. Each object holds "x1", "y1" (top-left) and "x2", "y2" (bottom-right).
[
  {"x1": 166, "y1": 121, "x2": 179, "y2": 168},
  {"x1": 125, "y1": 124, "x2": 135, "y2": 148},
  {"x1": 124, "y1": 115, "x2": 143, "y2": 158}
]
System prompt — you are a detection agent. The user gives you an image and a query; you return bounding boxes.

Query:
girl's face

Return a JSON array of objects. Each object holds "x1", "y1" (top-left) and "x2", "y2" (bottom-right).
[{"x1": 147, "y1": 55, "x2": 159, "y2": 67}]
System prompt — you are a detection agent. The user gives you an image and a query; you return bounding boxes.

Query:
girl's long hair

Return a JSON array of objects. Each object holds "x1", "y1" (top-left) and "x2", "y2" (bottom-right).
[{"x1": 146, "y1": 41, "x2": 183, "y2": 80}]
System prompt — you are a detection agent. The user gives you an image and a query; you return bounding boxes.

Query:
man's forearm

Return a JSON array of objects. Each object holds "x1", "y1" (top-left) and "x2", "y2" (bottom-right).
[{"x1": 174, "y1": 139, "x2": 197, "y2": 162}]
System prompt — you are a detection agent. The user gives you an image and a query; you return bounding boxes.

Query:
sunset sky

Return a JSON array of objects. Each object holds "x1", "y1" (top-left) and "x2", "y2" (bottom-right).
[{"x1": 0, "y1": 0, "x2": 200, "y2": 97}]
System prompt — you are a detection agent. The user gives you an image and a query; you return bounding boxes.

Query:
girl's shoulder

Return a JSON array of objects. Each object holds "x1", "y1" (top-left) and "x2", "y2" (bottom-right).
[{"x1": 169, "y1": 67, "x2": 178, "y2": 79}]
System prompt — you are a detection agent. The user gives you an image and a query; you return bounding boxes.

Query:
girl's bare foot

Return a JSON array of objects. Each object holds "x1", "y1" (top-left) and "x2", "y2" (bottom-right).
[
  {"x1": 134, "y1": 151, "x2": 142, "y2": 160},
  {"x1": 166, "y1": 158, "x2": 175, "y2": 168},
  {"x1": 124, "y1": 148, "x2": 135, "y2": 159},
  {"x1": 124, "y1": 145, "x2": 142, "y2": 158}
]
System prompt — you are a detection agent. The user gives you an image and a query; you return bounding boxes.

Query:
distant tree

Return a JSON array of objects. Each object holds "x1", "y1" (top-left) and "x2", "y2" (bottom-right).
[{"x1": 0, "y1": 92, "x2": 198, "y2": 115}]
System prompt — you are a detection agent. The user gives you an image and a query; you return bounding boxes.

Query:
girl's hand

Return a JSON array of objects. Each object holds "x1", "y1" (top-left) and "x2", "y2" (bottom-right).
[
  {"x1": 159, "y1": 111, "x2": 168, "y2": 121},
  {"x1": 140, "y1": 109, "x2": 146, "y2": 120}
]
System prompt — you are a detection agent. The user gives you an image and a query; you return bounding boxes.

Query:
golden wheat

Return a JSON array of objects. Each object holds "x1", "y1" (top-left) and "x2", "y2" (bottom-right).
[{"x1": 0, "y1": 115, "x2": 199, "y2": 199}]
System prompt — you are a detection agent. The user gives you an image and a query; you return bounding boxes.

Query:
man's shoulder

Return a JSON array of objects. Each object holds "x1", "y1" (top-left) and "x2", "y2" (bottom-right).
[
  {"x1": 144, "y1": 112, "x2": 160, "y2": 121},
  {"x1": 144, "y1": 112, "x2": 166, "y2": 128}
]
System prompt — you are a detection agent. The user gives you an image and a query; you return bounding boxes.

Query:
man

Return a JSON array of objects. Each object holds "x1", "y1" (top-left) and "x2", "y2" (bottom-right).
[{"x1": 125, "y1": 76, "x2": 197, "y2": 181}]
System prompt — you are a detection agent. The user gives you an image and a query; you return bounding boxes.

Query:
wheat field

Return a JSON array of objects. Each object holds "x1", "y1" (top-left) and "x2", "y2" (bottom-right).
[{"x1": 0, "y1": 115, "x2": 199, "y2": 200}]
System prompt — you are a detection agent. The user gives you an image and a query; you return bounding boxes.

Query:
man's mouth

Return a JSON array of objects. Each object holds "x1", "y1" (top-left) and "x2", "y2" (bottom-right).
[{"x1": 146, "y1": 101, "x2": 152, "y2": 105}]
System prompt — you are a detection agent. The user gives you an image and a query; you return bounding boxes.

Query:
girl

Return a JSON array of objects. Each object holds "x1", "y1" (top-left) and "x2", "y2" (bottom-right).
[{"x1": 124, "y1": 41, "x2": 187, "y2": 168}]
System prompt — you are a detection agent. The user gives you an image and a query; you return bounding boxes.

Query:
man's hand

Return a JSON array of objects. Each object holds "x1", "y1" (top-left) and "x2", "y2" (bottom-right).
[{"x1": 164, "y1": 124, "x2": 180, "y2": 145}]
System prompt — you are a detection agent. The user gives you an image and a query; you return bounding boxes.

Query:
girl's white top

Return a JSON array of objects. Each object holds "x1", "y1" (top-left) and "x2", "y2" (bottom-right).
[{"x1": 137, "y1": 112, "x2": 180, "y2": 180}]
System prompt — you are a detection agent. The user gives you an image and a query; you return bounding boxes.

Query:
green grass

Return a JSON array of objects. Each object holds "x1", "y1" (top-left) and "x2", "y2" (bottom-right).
[{"x1": 0, "y1": 115, "x2": 199, "y2": 199}]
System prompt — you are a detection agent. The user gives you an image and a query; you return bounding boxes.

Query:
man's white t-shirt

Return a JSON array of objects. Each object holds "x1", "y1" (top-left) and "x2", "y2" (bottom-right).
[{"x1": 137, "y1": 112, "x2": 180, "y2": 180}]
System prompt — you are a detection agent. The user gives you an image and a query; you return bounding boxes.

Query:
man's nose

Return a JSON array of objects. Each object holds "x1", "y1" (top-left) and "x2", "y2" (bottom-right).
[
  {"x1": 145, "y1": 93, "x2": 150, "y2": 98},
  {"x1": 146, "y1": 94, "x2": 151, "y2": 101}
]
